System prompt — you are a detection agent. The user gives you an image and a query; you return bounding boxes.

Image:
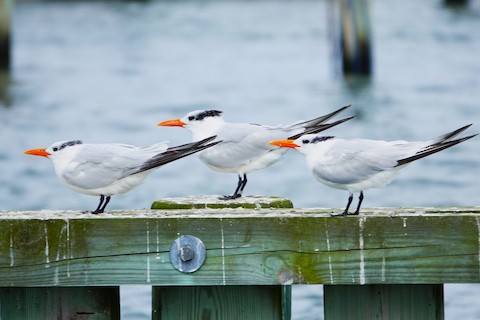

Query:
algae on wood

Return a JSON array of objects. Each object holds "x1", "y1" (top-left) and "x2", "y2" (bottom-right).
[
  {"x1": 151, "y1": 195, "x2": 294, "y2": 209},
  {"x1": 0, "y1": 207, "x2": 479, "y2": 286}
]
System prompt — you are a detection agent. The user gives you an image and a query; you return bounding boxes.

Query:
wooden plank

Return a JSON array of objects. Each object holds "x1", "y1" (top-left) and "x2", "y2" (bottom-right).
[
  {"x1": 152, "y1": 196, "x2": 293, "y2": 209},
  {"x1": 0, "y1": 287, "x2": 120, "y2": 319},
  {"x1": 152, "y1": 286, "x2": 289, "y2": 320},
  {"x1": 0, "y1": 0, "x2": 11, "y2": 69},
  {"x1": 151, "y1": 197, "x2": 292, "y2": 320},
  {"x1": 0, "y1": 207, "x2": 479, "y2": 286},
  {"x1": 324, "y1": 284, "x2": 444, "y2": 320}
]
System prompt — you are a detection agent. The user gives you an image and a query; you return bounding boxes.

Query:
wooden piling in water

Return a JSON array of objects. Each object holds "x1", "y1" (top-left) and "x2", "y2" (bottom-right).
[
  {"x1": 0, "y1": 0, "x2": 11, "y2": 70},
  {"x1": 0, "y1": 199, "x2": 479, "y2": 319},
  {"x1": 330, "y1": 0, "x2": 373, "y2": 75}
]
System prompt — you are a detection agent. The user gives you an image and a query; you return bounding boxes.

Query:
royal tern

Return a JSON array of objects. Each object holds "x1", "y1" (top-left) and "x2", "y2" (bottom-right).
[
  {"x1": 269, "y1": 124, "x2": 477, "y2": 216},
  {"x1": 157, "y1": 105, "x2": 353, "y2": 200},
  {"x1": 24, "y1": 136, "x2": 219, "y2": 214}
]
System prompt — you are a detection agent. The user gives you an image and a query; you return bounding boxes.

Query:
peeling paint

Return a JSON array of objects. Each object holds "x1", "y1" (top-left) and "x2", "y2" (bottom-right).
[
  {"x1": 324, "y1": 220, "x2": 334, "y2": 284},
  {"x1": 44, "y1": 223, "x2": 50, "y2": 267},
  {"x1": 53, "y1": 266, "x2": 59, "y2": 285},
  {"x1": 146, "y1": 222, "x2": 151, "y2": 283},
  {"x1": 9, "y1": 224, "x2": 14, "y2": 267},
  {"x1": 156, "y1": 220, "x2": 160, "y2": 260},
  {"x1": 359, "y1": 217, "x2": 366, "y2": 285},
  {"x1": 476, "y1": 216, "x2": 480, "y2": 279},
  {"x1": 66, "y1": 220, "x2": 71, "y2": 277},
  {"x1": 220, "y1": 218, "x2": 226, "y2": 285},
  {"x1": 381, "y1": 256, "x2": 386, "y2": 282}
]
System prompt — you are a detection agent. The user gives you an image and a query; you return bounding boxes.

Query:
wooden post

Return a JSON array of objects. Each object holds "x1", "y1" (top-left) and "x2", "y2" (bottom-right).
[
  {"x1": 330, "y1": 0, "x2": 372, "y2": 75},
  {"x1": 0, "y1": 0, "x2": 11, "y2": 69},
  {"x1": 0, "y1": 287, "x2": 120, "y2": 319},
  {"x1": 444, "y1": 0, "x2": 469, "y2": 6},
  {"x1": 324, "y1": 284, "x2": 444, "y2": 319},
  {"x1": 151, "y1": 196, "x2": 294, "y2": 320},
  {"x1": 153, "y1": 286, "x2": 288, "y2": 320}
]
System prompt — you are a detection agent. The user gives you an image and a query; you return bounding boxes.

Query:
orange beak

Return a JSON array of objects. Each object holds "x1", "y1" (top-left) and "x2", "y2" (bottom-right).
[
  {"x1": 268, "y1": 139, "x2": 300, "y2": 149},
  {"x1": 157, "y1": 118, "x2": 186, "y2": 127},
  {"x1": 24, "y1": 148, "x2": 51, "y2": 157}
]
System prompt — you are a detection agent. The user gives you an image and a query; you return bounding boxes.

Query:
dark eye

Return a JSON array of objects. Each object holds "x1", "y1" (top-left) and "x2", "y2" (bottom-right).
[
  {"x1": 188, "y1": 116, "x2": 195, "y2": 121},
  {"x1": 52, "y1": 147, "x2": 58, "y2": 152},
  {"x1": 302, "y1": 139, "x2": 309, "y2": 144}
]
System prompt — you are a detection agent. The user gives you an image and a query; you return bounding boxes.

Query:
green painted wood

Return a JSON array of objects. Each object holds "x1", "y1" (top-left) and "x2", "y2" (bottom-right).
[
  {"x1": 0, "y1": 0, "x2": 11, "y2": 69},
  {"x1": 324, "y1": 284, "x2": 444, "y2": 320},
  {"x1": 282, "y1": 285, "x2": 292, "y2": 319},
  {"x1": 0, "y1": 207, "x2": 479, "y2": 286},
  {"x1": 151, "y1": 197, "x2": 292, "y2": 320},
  {"x1": 151, "y1": 195, "x2": 294, "y2": 209},
  {"x1": 0, "y1": 287, "x2": 120, "y2": 319},
  {"x1": 152, "y1": 286, "x2": 289, "y2": 320}
]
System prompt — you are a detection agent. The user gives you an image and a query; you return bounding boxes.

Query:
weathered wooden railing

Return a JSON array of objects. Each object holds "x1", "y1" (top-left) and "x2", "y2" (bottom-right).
[{"x1": 1, "y1": 197, "x2": 479, "y2": 319}]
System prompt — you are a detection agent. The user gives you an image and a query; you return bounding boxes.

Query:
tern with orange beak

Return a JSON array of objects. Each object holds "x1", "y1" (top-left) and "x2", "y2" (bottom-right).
[
  {"x1": 24, "y1": 136, "x2": 219, "y2": 214},
  {"x1": 269, "y1": 125, "x2": 477, "y2": 216},
  {"x1": 157, "y1": 105, "x2": 354, "y2": 200}
]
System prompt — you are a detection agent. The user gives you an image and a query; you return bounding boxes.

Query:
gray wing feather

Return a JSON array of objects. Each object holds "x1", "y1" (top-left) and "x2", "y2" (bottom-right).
[
  {"x1": 62, "y1": 143, "x2": 168, "y2": 189},
  {"x1": 132, "y1": 136, "x2": 219, "y2": 174},
  {"x1": 311, "y1": 140, "x2": 414, "y2": 184}
]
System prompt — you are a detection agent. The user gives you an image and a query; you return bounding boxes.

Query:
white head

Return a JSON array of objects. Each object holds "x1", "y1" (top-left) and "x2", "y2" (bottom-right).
[
  {"x1": 157, "y1": 110, "x2": 225, "y2": 139},
  {"x1": 24, "y1": 140, "x2": 83, "y2": 163},
  {"x1": 269, "y1": 134, "x2": 335, "y2": 154}
]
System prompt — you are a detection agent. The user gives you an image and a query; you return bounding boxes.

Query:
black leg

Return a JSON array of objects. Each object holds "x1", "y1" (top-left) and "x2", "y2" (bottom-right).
[
  {"x1": 219, "y1": 174, "x2": 246, "y2": 200},
  {"x1": 351, "y1": 191, "x2": 364, "y2": 215},
  {"x1": 332, "y1": 192, "x2": 353, "y2": 217},
  {"x1": 98, "y1": 196, "x2": 111, "y2": 213},
  {"x1": 238, "y1": 174, "x2": 248, "y2": 194},
  {"x1": 91, "y1": 195, "x2": 111, "y2": 214},
  {"x1": 92, "y1": 195, "x2": 105, "y2": 214}
]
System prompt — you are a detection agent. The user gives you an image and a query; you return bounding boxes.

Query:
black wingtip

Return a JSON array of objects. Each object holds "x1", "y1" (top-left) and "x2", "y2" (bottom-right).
[
  {"x1": 165, "y1": 135, "x2": 218, "y2": 152},
  {"x1": 396, "y1": 132, "x2": 477, "y2": 167},
  {"x1": 439, "y1": 124, "x2": 473, "y2": 142},
  {"x1": 314, "y1": 104, "x2": 352, "y2": 124},
  {"x1": 132, "y1": 135, "x2": 219, "y2": 174},
  {"x1": 288, "y1": 116, "x2": 354, "y2": 140}
]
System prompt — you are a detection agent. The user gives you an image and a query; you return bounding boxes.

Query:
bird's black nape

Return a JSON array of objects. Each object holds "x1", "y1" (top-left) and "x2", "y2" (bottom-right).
[
  {"x1": 331, "y1": 191, "x2": 364, "y2": 217},
  {"x1": 91, "y1": 195, "x2": 111, "y2": 214},
  {"x1": 219, "y1": 174, "x2": 247, "y2": 200},
  {"x1": 191, "y1": 110, "x2": 223, "y2": 121}
]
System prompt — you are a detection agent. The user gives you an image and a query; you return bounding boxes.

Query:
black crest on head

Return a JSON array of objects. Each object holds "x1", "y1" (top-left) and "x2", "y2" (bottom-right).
[
  {"x1": 189, "y1": 110, "x2": 223, "y2": 121},
  {"x1": 302, "y1": 136, "x2": 334, "y2": 144},
  {"x1": 53, "y1": 140, "x2": 83, "y2": 152}
]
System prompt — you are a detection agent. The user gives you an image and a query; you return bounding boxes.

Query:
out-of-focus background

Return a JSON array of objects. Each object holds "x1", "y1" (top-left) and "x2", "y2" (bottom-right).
[{"x1": 1, "y1": 0, "x2": 479, "y2": 319}]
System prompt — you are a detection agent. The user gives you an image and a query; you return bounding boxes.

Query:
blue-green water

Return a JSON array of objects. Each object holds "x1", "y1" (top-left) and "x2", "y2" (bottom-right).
[{"x1": 1, "y1": 0, "x2": 479, "y2": 319}]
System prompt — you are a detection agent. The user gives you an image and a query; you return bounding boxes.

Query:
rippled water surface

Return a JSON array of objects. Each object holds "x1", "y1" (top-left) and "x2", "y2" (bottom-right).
[{"x1": 1, "y1": 0, "x2": 480, "y2": 319}]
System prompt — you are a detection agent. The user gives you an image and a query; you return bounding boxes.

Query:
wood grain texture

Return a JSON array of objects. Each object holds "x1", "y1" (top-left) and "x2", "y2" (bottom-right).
[
  {"x1": 152, "y1": 286, "x2": 287, "y2": 320},
  {"x1": 324, "y1": 284, "x2": 444, "y2": 320},
  {"x1": 0, "y1": 207, "x2": 479, "y2": 286},
  {"x1": 0, "y1": 287, "x2": 120, "y2": 319}
]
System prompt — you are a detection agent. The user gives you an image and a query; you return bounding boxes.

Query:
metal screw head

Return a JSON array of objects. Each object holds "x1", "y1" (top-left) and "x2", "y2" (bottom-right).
[
  {"x1": 169, "y1": 235, "x2": 206, "y2": 273},
  {"x1": 180, "y1": 245, "x2": 195, "y2": 262}
]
